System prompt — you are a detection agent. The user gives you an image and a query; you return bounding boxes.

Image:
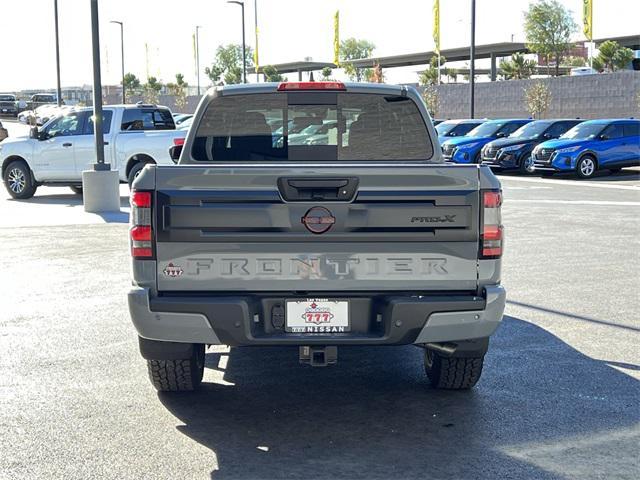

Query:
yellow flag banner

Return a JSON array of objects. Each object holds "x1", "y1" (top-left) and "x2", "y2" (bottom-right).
[
  {"x1": 334, "y1": 10, "x2": 340, "y2": 67},
  {"x1": 433, "y1": 0, "x2": 440, "y2": 54},
  {"x1": 254, "y1": 26, "x2": 260, "y2": 73},
  {"x1": 583, "y1": 0, "x2": 593, "y2": 41}
]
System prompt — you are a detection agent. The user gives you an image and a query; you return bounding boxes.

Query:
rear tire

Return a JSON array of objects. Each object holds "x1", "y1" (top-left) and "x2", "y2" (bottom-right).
[
  {"x1": 146, "y1": 344, "x2": 205, "y2": 392},
  {"x1": 424, "y1": 349, "x2": 484, "y2": 389},
  {"x1": 128, "y1": 161, "x2": 149, "y2": 188},
  {"x1": 4, "y1": 160, "x2": 37, "y2": 199},
  {"x1": 69, "y1": 186, "x2": 83, "y2": 195}
]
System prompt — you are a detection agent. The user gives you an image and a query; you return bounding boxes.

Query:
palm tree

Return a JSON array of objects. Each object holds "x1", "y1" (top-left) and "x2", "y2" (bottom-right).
[{"x1": 499, "y1": 53, "x2": 537, "y2": 80}]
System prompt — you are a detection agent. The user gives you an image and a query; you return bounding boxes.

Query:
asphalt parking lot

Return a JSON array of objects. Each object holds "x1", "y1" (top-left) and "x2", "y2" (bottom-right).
[{"x1": 1, "y1": 119, "x2": 639, "y2": 479}]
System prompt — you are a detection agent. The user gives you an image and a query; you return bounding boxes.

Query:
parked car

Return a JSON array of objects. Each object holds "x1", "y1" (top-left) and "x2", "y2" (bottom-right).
[
  {"x1": 0, "y1": 120, "x2": 7, "y2": 142},
  {"x1": 18, "y1": 104, "x2": 68, "y2": 126},
  {"x1": 442, "y1": 118, "x2": 532, "y2": 164},
  {"x1": 1, "y1": 103, "x2": 184, "y2": 199},
  {"x1": 0, "y1": 94, "x2": 18, "y2": 117},
  {"x1": 128, "y1": 81, "x2": 506, "y2": 392},
  {"x1": 570, "y1": 67, "x2": 597, "y2": 76},
  {"x1": 480, "y1": 119, "x2": 583, "y2": 173},
  {"x1": 531, "y1": 119, "x2": 640, "y2": 178},
  {"x1": 27, "y1": 93, "x2": 58, "y2": 110},
  {"x1": 177, "y1": 116, "x2": 193, "y2": 130},
  {"x1": 173, "y1": 113, "x2": 193, "y2": 126},
  {"x1": 435, "y1": 119, "x2": 486, "y2": 145}
]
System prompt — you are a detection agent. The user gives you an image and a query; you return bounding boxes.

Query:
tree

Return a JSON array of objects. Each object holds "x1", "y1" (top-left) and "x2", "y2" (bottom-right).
[
  {"x1": 123, "y1": 73, "x2": 141, "y2": 99},
  {"x1": 205, "y1": 44, "x2": 254, "y2": 85},
  {"x1": 166, "y1": 73, "x2": 188, "y2": 111},
  {"x1": 422, "y1": 85, "x2": 440, "y2": 118},
  {"x1": 262, "y1": 65, "x2": 284, "y2": 82},
  {"x1": 320, "y1": 67, "x2": 333, "y2": 81},
  {"x1": 340, "y1": 38, "x2": 375, "y2": 82},
  {"x1": 143, "y1": 76, "x2": 162, "y2": 104},
  {"x1": 564, "y1": 56, "x2": 586, "y2": 67},
  {"x1": 369, "y1": 63, "x2": 385, "y2": 83},
  {"x1": 524, "y1": 0, "x2": 578, "y2": 76},
  {"x1": 419, "y1": 56, "x2": 447, "y2": 86},
  {"x1": 595, "y1": 40, "x2": 634, "y2": 72},
  {"x1": 499, "y1": 52, "x2": 537, "y2": 80},
  {"x1": 524, "y1": 81, "x2": 552, "y2": 119}
]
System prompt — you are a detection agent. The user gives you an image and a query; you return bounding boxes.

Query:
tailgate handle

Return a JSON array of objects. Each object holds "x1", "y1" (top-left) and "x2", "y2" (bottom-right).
[{"x1": 278, "y1": 177, "x2": 359, "y2": 201}]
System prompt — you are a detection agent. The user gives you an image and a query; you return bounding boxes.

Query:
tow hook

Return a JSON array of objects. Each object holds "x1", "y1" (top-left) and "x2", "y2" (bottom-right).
[{"x1": 299, "y1": 346, "x2": 338, "y2": 367}]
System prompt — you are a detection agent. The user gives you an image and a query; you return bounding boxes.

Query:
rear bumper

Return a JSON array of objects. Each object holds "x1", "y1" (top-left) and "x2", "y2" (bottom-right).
[{"x1": 128, "y1": 286, "x2": 506, "y2": 346}]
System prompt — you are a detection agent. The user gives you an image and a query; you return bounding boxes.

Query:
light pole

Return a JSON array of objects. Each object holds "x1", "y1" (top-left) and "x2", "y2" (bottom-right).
[
  {"x1": 195, "y1": 25, "x2": 202, "y2": 95},
  {"x1": 228, "y1": 1, "x2": 247, "y2": 83},
  {"x1": 469, "y1": 0, "x2": 476, "y2": 118},
  {"x1": 53, "y1": 0, "x2": 62, "y2": 106},
  {"x1": 110, "y1": 21, "x2": 125, "y2": 104},
  {"x1": 83, "y1": 0, "x2": 120, "y2": 214}
]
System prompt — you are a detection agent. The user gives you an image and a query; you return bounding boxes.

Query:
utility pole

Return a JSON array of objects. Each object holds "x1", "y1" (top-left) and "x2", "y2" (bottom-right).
[
  {"x1": 110, "y1": 21, "x2": 125, "y2": 104},
  {"x1": 54, "y1": 0, "x2": 62, "y2": 106},
  {"x1": 469, "y1": 0, "x2": 476, "y2": 118},
  {"x1": 228, "y1": 1, "x2": 247, "y2": 83},
  {"x1": 195, "y1": 26, "x2": 202, "y2": 95}
]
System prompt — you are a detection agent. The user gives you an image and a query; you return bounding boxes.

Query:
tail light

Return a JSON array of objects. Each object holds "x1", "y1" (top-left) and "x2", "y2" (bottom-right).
[
  {"x1": 480, "y1": 190, "x2": 503, "y2": 258},
  {"x1": 130, "y1": 190, "x2": 154, "y2": 258},
  {"x1": 277, "y1": 81, "x2": 346, "y2": 91}
]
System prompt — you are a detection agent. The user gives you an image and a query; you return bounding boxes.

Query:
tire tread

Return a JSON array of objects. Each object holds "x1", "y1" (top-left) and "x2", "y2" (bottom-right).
[{"x1": 426, "y1": 354, "x2": 484, "y2": 390}]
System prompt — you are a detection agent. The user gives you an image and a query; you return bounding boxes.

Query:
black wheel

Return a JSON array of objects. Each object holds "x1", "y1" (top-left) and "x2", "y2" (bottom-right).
[
  {"x1": 146, "y1": 343, "x2": 205, "y2": 392},
  {"x1": 4, "y1": 160, "x2": 37, "y2": 199},
  {"x1": 424, "y1": 349, "x2": 484, "y2": 389},
  {"x1": 518, "y1": 154, "x2": 533, "y2": 174},
  {"x1": 69, "y1": 186, "x2": 83, "y2": 195},
  {"x1": 127, "y1": 161, "x2": 149, "y2": 187},
  {"x1": 576, "y1": 155, "x2": 597, "y2": 179},
  {"x1": 473, "y1": 151, "x2": 481, "y2": 164}
]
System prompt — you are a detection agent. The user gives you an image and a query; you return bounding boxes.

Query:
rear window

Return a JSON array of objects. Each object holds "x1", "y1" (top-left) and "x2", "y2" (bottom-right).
[
  {"x1": 191, "y1": 92, "x2": 433, "y2": 162},
  {"x1": 121, "y1": 108, "x2": 175, "y2": 131}
]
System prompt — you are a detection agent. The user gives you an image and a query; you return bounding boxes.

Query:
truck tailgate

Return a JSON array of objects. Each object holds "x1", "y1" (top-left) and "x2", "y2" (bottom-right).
[{"x1": 153, "y1": 164, "x2": 480, "y2": 292}]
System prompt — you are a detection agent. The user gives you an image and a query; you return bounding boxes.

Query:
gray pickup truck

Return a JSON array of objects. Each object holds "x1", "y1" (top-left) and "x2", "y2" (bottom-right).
[{"x1": 128, "y1": 82, "x2": 505, "y2": 392}]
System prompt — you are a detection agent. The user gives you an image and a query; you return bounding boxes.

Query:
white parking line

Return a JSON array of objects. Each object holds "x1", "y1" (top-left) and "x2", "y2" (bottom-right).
[
  {"x1": 507, "y1": 199, "x2": 640, "y2": 206},
  {"x1": 500, "y1": 175, "x2": 640, "y2": 190}
]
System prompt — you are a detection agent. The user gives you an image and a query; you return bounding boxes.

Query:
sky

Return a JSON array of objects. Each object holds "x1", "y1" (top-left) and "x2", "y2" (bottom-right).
[{"x1": 1, "y1": 0, "x2": 638, "y2": 91}]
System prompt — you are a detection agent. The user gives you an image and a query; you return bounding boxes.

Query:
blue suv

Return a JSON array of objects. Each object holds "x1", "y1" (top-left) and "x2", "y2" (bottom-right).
[
  {"x1": 442, "y1": 119, "x2": 532, "y2": 164},
  {"x1": 435, "y1": 119, "x2": 486, "y2": 145},
  {"x1": 531, "y1": 119, "x2": 640, "y2": 178}
]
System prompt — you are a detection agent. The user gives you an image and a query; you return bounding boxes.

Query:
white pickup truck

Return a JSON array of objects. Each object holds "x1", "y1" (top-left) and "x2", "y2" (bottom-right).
[{"x1": 0, "y1": 104, "x2": 184, "y2": 199}]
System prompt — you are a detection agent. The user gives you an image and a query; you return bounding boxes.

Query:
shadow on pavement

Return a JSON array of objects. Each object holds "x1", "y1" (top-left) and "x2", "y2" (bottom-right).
[
  {"x1": 158, "y1": 316, "x2": 640, "y2": 479},
  {"x1": 11, "y1": 193, "x2": 130, "y2": 208}
]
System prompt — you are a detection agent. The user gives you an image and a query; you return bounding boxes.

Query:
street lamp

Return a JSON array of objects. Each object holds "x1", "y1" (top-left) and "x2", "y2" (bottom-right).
[
  {"x1": 53, "y1": 0, "x2": 62, "y2": 106},
  {"x1": 110, "y1": 20, "x2": 125, "y2": 104},
  {"x1": 227, "y1": 1, "x2": 247, "y2": 83},
  {"x1": 195, "y1": 25, "x2": 202, "y2": 96}
]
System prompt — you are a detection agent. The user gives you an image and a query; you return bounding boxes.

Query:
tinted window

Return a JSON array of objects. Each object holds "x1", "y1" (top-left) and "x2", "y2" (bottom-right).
[
  {"x1": 623, "y1": 123, "x2": 640, "y2": 137},
  {"x1": 467, "y1": 122, "x2": 504, "y2": 137},
  {"x1": 498, "y1": 122, "x2": 527, "y2": 137},
  {"x1": 601, "y1": 124, "x2": 624, "y2": 139},
  {"x1": 560, "y1": 123, "x2": 603, "y2": 140},
  {"x1": 121, "y1": 108, "x2": 175, "y2": 131},
  {"x1": 44, "y1": 112, "x2": 84, "y2": 138},
  {"x1": 543, "y1": 122, "x2": 571, "y2": 138},
  {"x1": 510, "y1": 121, "x2": 551, "y2": 139},
  {"x1": 192, "y1": 92, "x2": 433, "y2": 162},
  {"x1": 0, "y1": 95, "x2": 15, "y2": 102},
  {"x1": 84, "y1": 110, "x2": 114, "y2": 135}
]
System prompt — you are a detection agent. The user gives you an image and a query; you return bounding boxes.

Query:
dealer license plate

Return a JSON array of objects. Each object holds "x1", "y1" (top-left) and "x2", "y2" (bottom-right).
[{"x1": 286, "y1": 299, "x2": 349, "y2": 333}]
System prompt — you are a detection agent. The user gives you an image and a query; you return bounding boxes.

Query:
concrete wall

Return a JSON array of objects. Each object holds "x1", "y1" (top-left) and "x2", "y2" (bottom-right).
[{"x1": 424, "y1": 71, "x2": 640, "y2": 120}]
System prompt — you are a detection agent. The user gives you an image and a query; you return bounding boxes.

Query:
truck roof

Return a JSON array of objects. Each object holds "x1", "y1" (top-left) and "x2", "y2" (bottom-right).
[{"x1": 208, "y1": 82, "x2": 408, "y2": 97}]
